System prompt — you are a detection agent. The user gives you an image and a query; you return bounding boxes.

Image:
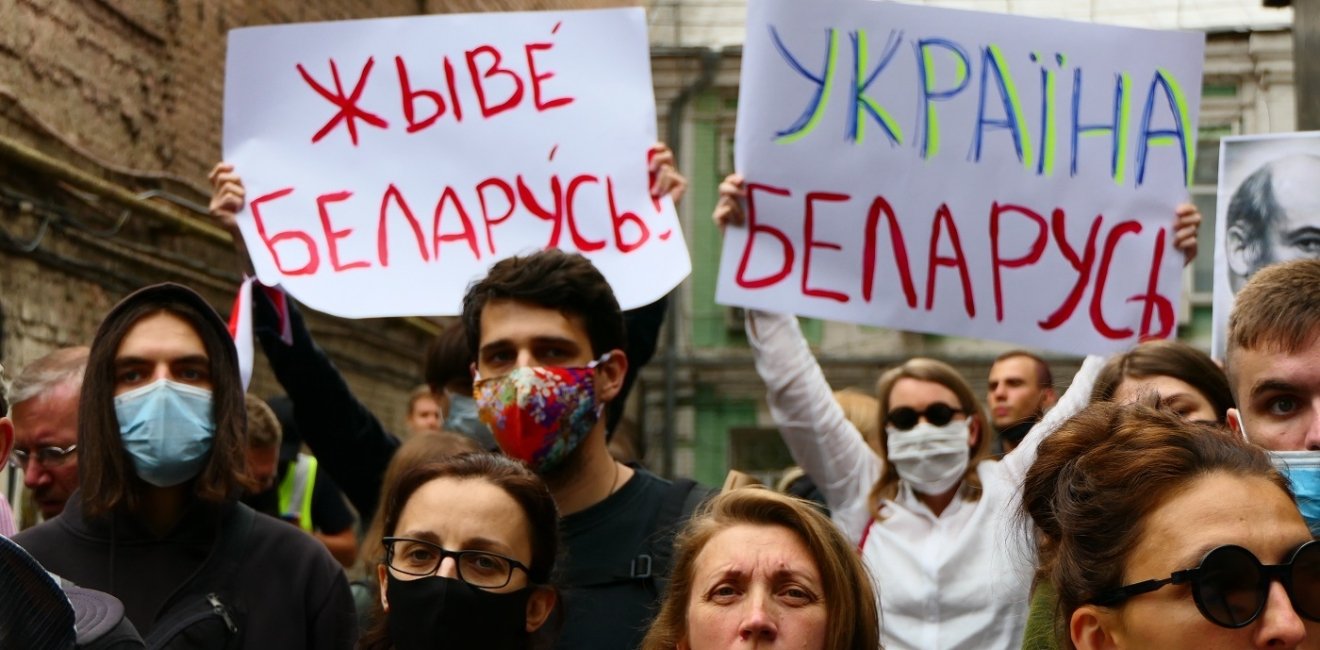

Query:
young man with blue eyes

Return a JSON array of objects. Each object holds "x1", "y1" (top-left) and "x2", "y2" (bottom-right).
[
  {"x1": 1226, "y1": 259, "x2": 1320, "y2": 535},
  {"x1": 1226, "y1": 258, "x2": 1320, "y2": 452},
  {"x1": 462, "y1": 249, "x2": 713, "y2": 650}
]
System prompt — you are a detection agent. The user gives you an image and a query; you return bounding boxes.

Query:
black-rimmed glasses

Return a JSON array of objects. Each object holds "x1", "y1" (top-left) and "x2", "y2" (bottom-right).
[
  {"x1": 383, "y1": 537, "x2": 530, "y2": 589},
  {"x1": 886, "y1": 403, "x2": 963, "y2": 431},
  {"x1": 1090, "y1": 541, "x2": 1320, "y2": 628},
  {"x1": 8, "y1": 444, "x2": 78, "y2": 470}
]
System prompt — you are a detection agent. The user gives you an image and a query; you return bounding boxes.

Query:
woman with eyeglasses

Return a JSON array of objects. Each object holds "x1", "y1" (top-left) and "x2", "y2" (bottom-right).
[
  {"x1": 358, "y1": 452, "x2": 559, "y2": 650},
  {"x1": 1024, "y1": 401, "x2": 1318, "y2": 649}
]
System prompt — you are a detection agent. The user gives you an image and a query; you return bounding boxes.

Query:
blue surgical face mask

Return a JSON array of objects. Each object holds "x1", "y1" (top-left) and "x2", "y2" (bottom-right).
[
  {"x1": 114, "y1": 379, "x2": 215, "y2": 487},
  {"x1": 443, "y1": 392, "x2": 497, "y2": 451},
  {"x1": 1269, "y1": 450, "x2": 1320, "y2": 536}
]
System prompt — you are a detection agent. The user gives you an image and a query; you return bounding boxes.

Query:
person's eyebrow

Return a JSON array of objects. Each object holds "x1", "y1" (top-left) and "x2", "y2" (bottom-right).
[
  {"x1": 530, "y1": 335, "x2": 581, "y2": 348},
  {"x1": 705, "y1": 568, "x2": 748, "y2": 585},
  {"x1": 479, "y1": 336, "x2": 581, "y2": 354},
  {"x1": 1249, "y1": 378, "x2": 1301, "y2": 401},
  {"x1": 114, "y1": 354, "x2": 209, "y2": 365},
  {"x1": 1168, "y1": 542, "x2": 1222, "y2": 575},
  {"x1": 771, "y1": 568, "x2": 819, "y2": 585},
  {"x1": 392, "y1": 531, "x2": 448, "y2": 549},
  {"x1": 461, "y1": 536, "x2": 517, "y2": 556},
  {"x1": 1283, "y1": 225, "x2": 1320, "y2": 239}
]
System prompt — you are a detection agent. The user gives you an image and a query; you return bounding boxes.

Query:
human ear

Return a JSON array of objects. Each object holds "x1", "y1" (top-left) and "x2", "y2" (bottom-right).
[
  {"x1": 1227, "y1": 408, "x2": 1247, "y2": 440},
  {"x1": 0, "y1": 417, "x2": 13, "y2": 460},
  {"x1": 377, "y1": 564, "x2": 390, "y2": 612},
  {"x1": 525, "y1": 586, "x2": 557, "y2": 632},
  {"x1": 595, "y1": 350, "x2": 629, "y2": 404},
  {"x1": 1071, "y1": 605, "x2": 1121, "y2": 650},
  {"x1": 1042, "y1": 387, "x2": 1059, "y2": 409},
  {"x1": 967, "y1": 416, "x2": 981, "y2": 450},
  {"x1": 1226, "y1": 224, "x2": 1260, "y2": 279}
]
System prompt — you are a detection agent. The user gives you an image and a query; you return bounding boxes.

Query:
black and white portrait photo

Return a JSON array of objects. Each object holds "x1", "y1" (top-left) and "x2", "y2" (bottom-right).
[{"x1": 1212, "y1": 132, "x2": 1320, "y2": 357}]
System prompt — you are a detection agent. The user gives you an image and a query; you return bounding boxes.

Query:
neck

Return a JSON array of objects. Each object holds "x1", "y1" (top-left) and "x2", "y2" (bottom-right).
[
  {"x1": 133, "y1": 483, "x2": 190, "y2": 537},
  {"x1": 916, "y1": 483, "x2": 960, "y2": 518},
  {"x1": 547, "y1": 423, "x2": 633, "y2": 516}
]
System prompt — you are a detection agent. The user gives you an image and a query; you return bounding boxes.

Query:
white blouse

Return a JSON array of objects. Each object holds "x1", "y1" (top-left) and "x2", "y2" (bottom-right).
[{"x1": 746, "y1": 310, "x2": 1100, "y2": 650}]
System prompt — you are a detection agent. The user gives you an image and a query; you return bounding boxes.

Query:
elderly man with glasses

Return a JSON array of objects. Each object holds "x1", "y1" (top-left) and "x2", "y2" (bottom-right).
[{"x1": 0, "y1": 347, "x2": 88, "y2": 523}]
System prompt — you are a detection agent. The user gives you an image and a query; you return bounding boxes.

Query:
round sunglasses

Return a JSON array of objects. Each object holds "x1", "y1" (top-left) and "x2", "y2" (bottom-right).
[
  {"x1": 886, "y1": 402, "x2": 963, "y2": 431},
  {"x1": 1090, "y1": 540, "x2": 1320, "y2": 628}
]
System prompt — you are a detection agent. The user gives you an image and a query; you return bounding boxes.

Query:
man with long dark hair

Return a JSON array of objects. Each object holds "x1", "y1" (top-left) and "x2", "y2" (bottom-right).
[{"x1": 12, "y1": 283, "x2": 356, "y2": 648}]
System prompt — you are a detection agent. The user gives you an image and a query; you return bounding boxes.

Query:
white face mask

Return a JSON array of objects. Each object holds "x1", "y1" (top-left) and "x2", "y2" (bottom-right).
[{"x1": 886, "y1": 420, "x2": 971, "y2": 495}]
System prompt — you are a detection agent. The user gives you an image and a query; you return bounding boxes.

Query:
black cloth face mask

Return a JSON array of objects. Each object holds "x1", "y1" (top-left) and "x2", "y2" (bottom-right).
[{"x1": 386, "y1": 572, "x2": 532, "y2": 650}]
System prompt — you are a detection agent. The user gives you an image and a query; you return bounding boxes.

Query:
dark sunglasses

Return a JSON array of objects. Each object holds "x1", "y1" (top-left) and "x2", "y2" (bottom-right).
[
  {"x1": 1091, "y1": 541, "x2": 1320, "y2": 628},
  {"x1": 886, "y1": 402, "x2": 963, "y2": 431}
]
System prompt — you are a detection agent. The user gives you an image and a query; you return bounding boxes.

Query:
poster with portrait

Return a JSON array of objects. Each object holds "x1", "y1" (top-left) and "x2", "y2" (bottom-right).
[{"x1": 1211, "y1": 132, "x2": 1320, "y2": 359}]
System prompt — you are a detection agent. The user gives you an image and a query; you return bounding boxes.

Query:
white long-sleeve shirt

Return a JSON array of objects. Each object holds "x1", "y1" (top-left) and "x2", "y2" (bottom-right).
[{"x1": 747, "y1": 310, "x2": 1100, "y2": 650}]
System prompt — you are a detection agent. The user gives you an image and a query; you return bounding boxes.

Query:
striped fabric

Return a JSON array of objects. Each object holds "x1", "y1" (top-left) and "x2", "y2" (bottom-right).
[
  {"x1": 0, "y1": 535, "x2": 76, "y2": 649},
  {"x1": 0, "y1": 498, "x2": 15, "y2": 538}
]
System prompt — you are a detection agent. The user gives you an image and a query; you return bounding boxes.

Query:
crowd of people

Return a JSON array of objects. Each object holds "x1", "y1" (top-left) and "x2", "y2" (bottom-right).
[{"x1": 2, "y1": 147, "x2": 1320, "y2": 650}]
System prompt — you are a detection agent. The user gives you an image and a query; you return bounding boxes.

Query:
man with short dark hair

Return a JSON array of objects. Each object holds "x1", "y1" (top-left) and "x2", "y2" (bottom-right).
[
  {"x1": 0, "y1": 347, "x2": 87, "y2": 521},
  {"x1": 986, "y1": 351, "x2": 1056, "y2": 452},
  {"x1": 424, "y1": 322, "x2": 497, "y2": 449},
  {"x1": 1225, "y1": 154, "x2": 1320, "y2": 292},
  {"x1": 463, "y1": 249, "x2": 712, "y2": 650},
  {"x1": 1226, "y1": 258, "x2": 1320, "y2": 450},
  {"x1": 13, "y1": 283, "x2": 355, "y2": 647}
]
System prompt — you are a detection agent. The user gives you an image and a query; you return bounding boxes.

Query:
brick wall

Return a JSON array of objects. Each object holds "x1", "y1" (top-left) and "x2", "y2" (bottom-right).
[{"x1": 0, "y1": 0, "x2": 458, "y2": 443}]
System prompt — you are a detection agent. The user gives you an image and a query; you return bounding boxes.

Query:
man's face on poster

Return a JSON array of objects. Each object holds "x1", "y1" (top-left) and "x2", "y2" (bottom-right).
[{"x1": 1227, "y1": 154, "x2": 1320, "y2": 291}]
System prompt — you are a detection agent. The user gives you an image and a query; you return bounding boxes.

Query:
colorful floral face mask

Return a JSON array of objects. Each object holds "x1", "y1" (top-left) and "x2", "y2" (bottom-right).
[{"x1": 474, "y1": 353, "x2": 611, "y2": 474}]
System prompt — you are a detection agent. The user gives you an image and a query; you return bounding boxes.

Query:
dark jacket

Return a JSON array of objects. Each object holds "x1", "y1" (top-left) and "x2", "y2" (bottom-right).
[
  {"x1": 13, "y1": 491, "x2": 356, "y2": 649},
  {"x1": 252, "y1": 287, "x2": 399, "y2": 522}
]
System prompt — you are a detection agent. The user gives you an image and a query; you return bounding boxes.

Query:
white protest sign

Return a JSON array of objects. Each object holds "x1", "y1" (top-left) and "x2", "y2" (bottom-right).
[
  {"x1": 1211, "y1": 132, "x2": 1320, "y2": 360},
  {"x1": 717, "y1": 0, "x2": 1204, "y2": 354},
  {"x1": 223, "y1": 9, "x2": 688, "y2": 318}
]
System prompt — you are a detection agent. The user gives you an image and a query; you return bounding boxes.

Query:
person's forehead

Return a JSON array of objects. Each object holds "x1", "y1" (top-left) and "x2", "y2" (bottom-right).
[
  {"x1": 990, "y1": 356, "x2": 1037, "y2": 380},
  {"x1": 1232, "y1": 341, "x2": 1320, "y2": 396},
  {"x1": 1271, "y1": 156, "x2": 1320, "y2": 211},
  {"x1": 396, "y1": 476, "x2": 531, "y2": 557},
  {"x1": 890, "y1": 376, "x2": 960, "y2": 405},
  {"x1": 478, "y1": 299, "x2": 590, "y2": 346},
  {"x1": 116, "y1": 311, "x2": 206, "y2": 355},
  {"x1": 9, "y1": 383, "x2": 79, "y2": 442},
  {"x1": 1128, "y1": 472, "x2": 1307, "y2": 579}
]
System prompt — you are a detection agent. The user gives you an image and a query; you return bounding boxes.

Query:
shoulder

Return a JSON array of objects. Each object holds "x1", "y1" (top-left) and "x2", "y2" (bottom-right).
[
  {"x1": 11, "y1": 515, "x2": 82, "y2": 556},
  {"x1": 628, "y1": 467, "x2": 673, "y2": 495},
  {"x1": 242, "y1": 508, "x2": 344, "y2": 582},
  {"x1": 975, "y1": 457, "x2": 1015, "y2": 491},
  {"x1": 632, "y1": 469, "x2": 716, "y2": 512}
]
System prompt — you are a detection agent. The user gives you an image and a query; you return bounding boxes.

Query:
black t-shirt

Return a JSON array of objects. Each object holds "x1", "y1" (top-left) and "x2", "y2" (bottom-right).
[
  {"x1": 241, "y1": 461, "x2": 356, "y2": 535},
  {"x1": 555, "y1": 468, "x2": 675, "y2": 650}
]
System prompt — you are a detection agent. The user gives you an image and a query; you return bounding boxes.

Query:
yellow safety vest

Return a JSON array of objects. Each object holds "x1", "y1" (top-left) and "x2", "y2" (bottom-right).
[{"x1": 276, "y1": 453, "x2": 317, "y2": 533}]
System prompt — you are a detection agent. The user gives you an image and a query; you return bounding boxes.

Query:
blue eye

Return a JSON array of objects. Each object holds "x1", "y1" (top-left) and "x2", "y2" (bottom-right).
[{"x1": 1268, "y1": 396, "x2": 1300, "y2": 416}]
